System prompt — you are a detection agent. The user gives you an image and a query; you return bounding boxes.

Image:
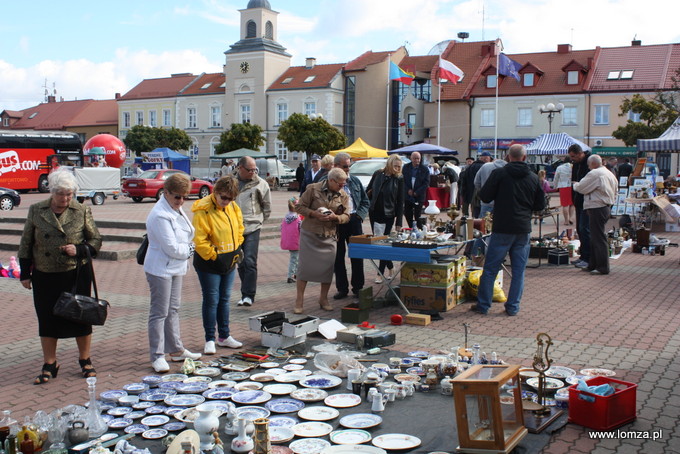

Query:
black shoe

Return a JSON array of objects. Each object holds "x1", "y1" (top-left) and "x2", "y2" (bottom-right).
[
  {"x1": 287, "y1": 277, "x2": 296, "y2": 283},
  {"x1": 469, "y1": 305, "x2": 488, "y2": 315},
  {"x1": 505, "y1": 309, "x2": 518, "y2": 316},
  {"x1": 333, "y1": 292, "x2": 348, "y2": 300}
]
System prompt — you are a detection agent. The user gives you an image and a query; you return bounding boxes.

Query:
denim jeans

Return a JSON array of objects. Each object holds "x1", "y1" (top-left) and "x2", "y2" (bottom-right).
[
  {"x1": 196, "y1": 268, "x2": 236, "y2": 342},
  {"x1": 288, "y1": 250, "x2": 299, "y2": 279},
  {"x1": 238, "y1": 229, "x2": 261, "y2": 301},
  {"x1": 476, "y1": 232, "x2": 531, "y2": 315}
]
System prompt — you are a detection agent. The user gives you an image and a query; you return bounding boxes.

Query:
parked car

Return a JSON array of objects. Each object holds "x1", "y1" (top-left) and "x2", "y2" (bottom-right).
[
  {"x1": 0, "y1": 187, "x2": 21, "y2": 210},
  {"x1": 255, "y1": 158, "x2": 296, "y2": 188},
  {"x1": 122, "y1": 169, "x2": 213, "y2": 202},
  {"x1": 350, "y1": 156, "x2": 410, "y2": 189}
]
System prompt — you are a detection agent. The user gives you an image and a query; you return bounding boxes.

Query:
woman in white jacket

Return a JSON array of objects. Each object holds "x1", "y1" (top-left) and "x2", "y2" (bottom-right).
[
  {"x1": 552, "y1": 158, "x2": 575, "y2": 225},
  {"x1": 144, "y1": 173, "x2": 201, "y2": 372}
]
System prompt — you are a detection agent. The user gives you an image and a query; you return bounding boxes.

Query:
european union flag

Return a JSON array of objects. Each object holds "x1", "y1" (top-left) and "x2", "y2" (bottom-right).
[{"x1": 499, "y1": 53, "x2": 522, "y2": 81}]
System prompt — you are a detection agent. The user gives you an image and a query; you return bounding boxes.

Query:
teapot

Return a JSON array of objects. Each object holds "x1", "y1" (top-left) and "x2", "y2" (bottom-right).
[{"x1": 67, "y1": 421, "x2": 89, "y2": 445}]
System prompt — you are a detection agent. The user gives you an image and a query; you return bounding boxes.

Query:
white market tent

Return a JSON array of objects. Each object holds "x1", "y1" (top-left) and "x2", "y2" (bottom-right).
[
  {"x1": 637, "y1": 116, "x2": 680, "y2": 152},
  {"x1": 526, "y1": 133, "x2": 591, "y2": 155}
]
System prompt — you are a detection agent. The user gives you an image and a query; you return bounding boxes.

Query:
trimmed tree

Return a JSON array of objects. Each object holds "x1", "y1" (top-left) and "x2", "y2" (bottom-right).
[
  {"x1": 123, "y1": 125, "x2": 192, "y2": 156},
  {"x1": 277, "y1": 113, "x2": 346, "y2": 158},
  {"x1": 215, "y1": 123, "x2": 266, "y2": 154}
]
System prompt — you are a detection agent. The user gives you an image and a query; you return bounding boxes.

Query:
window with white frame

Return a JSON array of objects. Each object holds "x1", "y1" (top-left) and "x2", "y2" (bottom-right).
[
  {"x1": 567, "y1": 71, "x2": 579, "y2": 85},
  {"x1": 276, "y1": 141, "x2": 288, "y2": 161},
  {"x1": 304, "y1": 101, "x2": 316, "y2": 116},
  {"x1": 240, "y1": 104, "x2": 251, "y2": 123},
  {"x1": 149, "y1": 110, "x2": 157, "y2": 127},
  {"x1": 187, "y1": 107, "x2": 197, "y2": 128},
  {"x1": 2, "y1": 117, "x2": 8, "y2": 127},
  {"x1": 628, "y1": 110, "x2": 641, "y2": 122},
  {"x1": 523, "y1": 73, "x2": 534, "y2": 87},
  {"x1": 136, "y1": 111, "x2": 144, "y2": 126},
  {"x1": 123, "y1": 112, "x2": 130, "y2": 128},
  {"x1": 481, "y1": 108, "x2": 495, "y2": 127},
  {"x1": 594, "y1": 105, "x2": 609, "y2": 125},
  {"x1": 562, "y1": 107, "x2": 577, "y2": 126},
  {"x1": 211, "y1": 105, "x2": 221, "y2": 128},
  {"x1": 277, "y1": 102, "x2": 289, "y2": 125},
  {"x1": 486, "y1": 75, "x2": 497, "y2": 89},
  {"x1": 517, "y1": 108, "x2": 532, "y2": 126},
  {"x1": 162, "y1": 109, "x2": 171, "y2": 126}
]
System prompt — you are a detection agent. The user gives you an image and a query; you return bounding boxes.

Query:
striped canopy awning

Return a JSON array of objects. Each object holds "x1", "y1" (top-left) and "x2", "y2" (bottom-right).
[
  {"x1": 637, "y1": 116, "x2": 680, "y2": 152},
  {"x1": 526, "y1": 133, "x2": 591, "y2": 155}
]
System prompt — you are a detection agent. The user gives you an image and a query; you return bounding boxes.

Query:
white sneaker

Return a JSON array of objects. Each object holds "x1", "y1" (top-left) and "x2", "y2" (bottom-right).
[
  {"x1": 204, "y1": 341, "x2": 216, "y2": 355},
  {"x1": 169, "y1": 349, "x2": 202, "y2": 362},
  {"x1": 374, "y1": 277, "x2": 383, "y2": 284},
  {"x1": 242, "y1": 297, "x2": 253, "y2": 307},
  {"x1": 152, "y1": 357, "x2": 170, "y2": 373},
  {"x1": 217, "y1": 336, "x2": 242, "y2": 349},
  {"x1": 237, "y1": 299, "x2": 245, "y2": 306}
]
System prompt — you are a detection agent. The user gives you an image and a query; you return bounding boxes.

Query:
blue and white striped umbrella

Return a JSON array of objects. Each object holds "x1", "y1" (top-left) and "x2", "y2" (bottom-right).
[
  {"x1": 637, "y1": 116, "x2": 680, "y2": 152},
  {"x1": 526, "y1": 133, "x2": 591, "y2": 155}
]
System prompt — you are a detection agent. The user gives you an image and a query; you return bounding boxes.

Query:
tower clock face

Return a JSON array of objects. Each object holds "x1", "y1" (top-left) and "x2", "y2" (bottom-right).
[{"x1": 240, "y1": 61, "x2": 250, "y2": 73}]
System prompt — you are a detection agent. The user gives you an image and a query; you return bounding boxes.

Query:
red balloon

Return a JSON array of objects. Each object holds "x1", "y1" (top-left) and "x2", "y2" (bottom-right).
[
  {"x1": 83, "y1": 134, "x2": 127, "y2": 168},
  {"x1": 390, "y1": 314, "x2": 403, "y2": 325}
]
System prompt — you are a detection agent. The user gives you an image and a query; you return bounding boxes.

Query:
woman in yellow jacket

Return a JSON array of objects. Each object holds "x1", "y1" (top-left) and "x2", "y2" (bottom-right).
[{"x1": 192, "y1": 175, "x2": 245, "y2": 355}]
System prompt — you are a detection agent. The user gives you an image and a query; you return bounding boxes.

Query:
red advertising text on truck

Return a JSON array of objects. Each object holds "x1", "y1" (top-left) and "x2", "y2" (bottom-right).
[{"x1": 0, "y1": 130, "x2": 83, "y2": 192}]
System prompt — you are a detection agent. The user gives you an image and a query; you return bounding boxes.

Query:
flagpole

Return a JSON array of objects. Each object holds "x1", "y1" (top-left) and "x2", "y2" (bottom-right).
[
  {"x1": 386, "y1": 54, "x2": 391, "y2": 149},
  {"x1": 437, "y1": 54, "x2": 442, "y2": 147},
  {"x1": 494, "y1": 39, "x2": 501, "y2": 158}
]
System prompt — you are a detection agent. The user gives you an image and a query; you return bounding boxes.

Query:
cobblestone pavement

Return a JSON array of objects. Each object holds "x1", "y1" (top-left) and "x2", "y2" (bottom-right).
[{"x1": 1, "y1": 192, "x2": 678, "y2": 453}]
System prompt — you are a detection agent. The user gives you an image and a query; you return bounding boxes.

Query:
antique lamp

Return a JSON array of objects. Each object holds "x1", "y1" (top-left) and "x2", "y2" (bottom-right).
[
  {"x1": 424, "y1": 200, "x2": 441, "y2": 229},
  {"x1": 452, "y1": 365, "x2": 527, "y2": 453}
]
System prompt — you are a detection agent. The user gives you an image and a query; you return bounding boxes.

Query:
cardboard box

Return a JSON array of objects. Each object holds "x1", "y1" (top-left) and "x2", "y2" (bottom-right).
[
  {"x1": 405, "y1": 313, "x2": 431, "y2": 325},
  {"x1": 349, "y1": 234, "x2": 388, "y2": 244},
  {"x1": 341, "y1": 304, "x2": 370, "y2": 324},
  {"x1": 400, "y1": 283, "x2": 465, "y2": 312},
  {"x1": 401, "y1": 255, "x2": 466, "y2": 288}
]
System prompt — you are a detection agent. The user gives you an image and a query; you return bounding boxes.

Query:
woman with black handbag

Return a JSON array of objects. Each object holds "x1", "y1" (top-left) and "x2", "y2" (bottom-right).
[
  {"x1": 191, "y1": 175, "x2": 244, "y2": 355},
  {"x1": 18, "y1": 170, "x2": 102, "y2": 384}
]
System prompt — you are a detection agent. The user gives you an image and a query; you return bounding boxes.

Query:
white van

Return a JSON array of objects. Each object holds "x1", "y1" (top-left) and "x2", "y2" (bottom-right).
[{"x1": 255, "y1": 158, "x2": 296, "y2": 188}]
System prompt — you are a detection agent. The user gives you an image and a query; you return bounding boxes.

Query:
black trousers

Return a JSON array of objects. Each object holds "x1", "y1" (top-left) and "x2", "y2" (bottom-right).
[
  {"x1": 404, "y1": 200, "x2": 423, "y2": 229},
  {"x1": 369, "y1": 213, "x2": 396, "y2": 273},
  {"x1": 587, "y1": 206, "x2": 610, "y2": 274},
  {"x1": 335, "y1": 215, "x2": 365, "y2": 294}
]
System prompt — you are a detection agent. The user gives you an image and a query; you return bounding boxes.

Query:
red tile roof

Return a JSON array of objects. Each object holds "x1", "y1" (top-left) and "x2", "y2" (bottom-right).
[
  {"x1": 399, "y1": 55, "x2": 439, "y2": 76},
  {"x1": 9, "y1": 99, "x2": 117, "y2": 130},
  {"x1": 344, "y1": 50, "x2": 395, "y2": 71},
  {"x1": 269, "y1": 63, "x2": 344, "y2": 90},
  {"x1": 180, "y1": 73, "x2": 226, "y2": 96},
  {"x1": 435, "y1": 40, "x2": 497, "y2": 101},
  {"x1": 69, "y1": 100, "x2": 118, "y2": 126},
  {"x1": 2, "y1": 110, "x2": 23, "y2": 118},
  {"x1": 119, "y1": 73, "x2": 199, "y2": 100}
]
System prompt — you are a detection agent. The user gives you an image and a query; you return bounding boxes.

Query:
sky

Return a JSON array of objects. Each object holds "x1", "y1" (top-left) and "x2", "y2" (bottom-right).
[{"x1": 1, "y1": 0, "x2": 678, "y2": 112}]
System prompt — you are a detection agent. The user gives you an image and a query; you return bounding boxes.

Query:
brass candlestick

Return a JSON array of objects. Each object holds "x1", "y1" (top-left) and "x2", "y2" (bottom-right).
[{"x1": 532, "y1": 333, "x2": 553, "y2": 415}]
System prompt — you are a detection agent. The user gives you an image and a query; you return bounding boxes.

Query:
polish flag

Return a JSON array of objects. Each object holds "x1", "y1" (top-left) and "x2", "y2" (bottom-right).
[{"x1": 438, "y1": 57, "x2": 464, "y2": 84}]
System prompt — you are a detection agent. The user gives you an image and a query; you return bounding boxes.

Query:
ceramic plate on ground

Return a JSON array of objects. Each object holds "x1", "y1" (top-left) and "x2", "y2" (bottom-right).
[
  {"x1": 265, "y1": 447, "x2": 294, "y2": 454},
  {"x1": 263, "y1": 384, "x2": 297, "y2": 396},
  {"x1": 372, "y1": 434, "x2": 421, "y2": 451},
  {"x1": 297, "y1": 406, "x2": 339, "y2": 421},
  {"x1": 107, "y1": 406, "x2": 133, "y2": 416},
  {"x1": 394, "y1": 373, "x2": 420, "y2": 383},
  {"x1": 283, "y1": 364, "x2": 304, "y2": 371},
  {"x1": 127, "y1": 411, "x2": 147, "y2": 420},
  {"x1": 565, "y1": 375, "x2": 589, "y2": 385},
  {"x1": 124, "y1": 423, "x2": 149, "y2": 434},
  {"x1": 297, "y1": 370, "x2": 313, "y2": 377},
  {"x1": 123, "y1": 383, "x2": 150, "y2": 394},
  {"x1": 162, "y1": 421, "x2": 186, "y2": 432},
  {"x1": 399, "y1": 357, "x2": 421, "y2": 366},
  {"x1": 321, "y1": 446, "x2": 386, "y2": 454},
  {"x1": 289, "y1": 438, "x2": 331, "y2": 454},
  {"x1": 174, "y1": 407, "x2": 220, "y2": 423},
  {"x1": 251, "y1": 373, "x2": 275, "y2": 382},
  {"x1": 139, "y1": 389, "x2": 176, "y2": 402},
  {"x1": 260, "y1": 362, "x2": 280, "y2": 369},
  {"x1": 274, "y1": 373, "x2": 305, "y2": 383},
  {"x1": 101, "y1": 414, "x2": 114, "y2": 423},
  {"x1": 231, "y1": 390, "x2": 272, "y2": 405},
  {"x1": 338, "y1": 413, "x2": 383, "y2": 429},
  {"x1": 526, "y1": 377, "x2": 565, "y2": 390},
  {"x1": 324, "y1": 393, "x2": 362, "y2": 408},
  {"x1": 580, "y1": 368, "x2": 616, "y2": 377},
  {"x1": 107, "y1": 418, "x2": 133, "y2": 429},
  {"x1": 145, "y1": 404, "x2": 168, "y2": 414},
  {"x1": 161, "y1": 374, "x2": 189, "y2": 382},
  {"x1": 235, "y1": 406, "x2": 270, "y2": 421},
  {"x1": 183, "y1": 376, "x2": 213, "y2": 384},
  {"x1": 141, "y1": 415, "x2": 170, "y2": 426},
  {"x1": 299, "y1": 375, "x2": 342, "y2": 389},
  {"x1": 101, "y1": 390, "x2": 128, "y2": 402},
  {"x1": 268, "y1": 415, "x2": 298, "y2": 428},
  {"x1": 142, "y1": 428, "x2": 168, "y2": 440},
  {"x1": 405, "y1": 367, "x2": 424, "y2": 376},
  {"x1": 208, "y1": 380, "x2": 237, "y2": 389},
  {"x1": 222, "y1": 371, "x2": 250, "y2": 381},
  {"x1": 205, "y1": 400, "x2": 234, "y2": 415},
  {"x1": 235, "y1": 381, "x2": 264, "y2": 391},
  {"x1": 290, "y1": 388, "x2": 328, "y2": 402},
  {"x1": 289, "y1": 358, "x2": 308, "y2": 365},
  {"x1": 164, "y1": 394, "x2": 205, "y2": 407},
  {"x1": 407, "y1": 351, "x2": 430, "y2": 358},
  {"x1": 132, "y1": 401, "x2": 155, "y2": 410},
  {"x1": 329, "y1": 429, "x2": 372, "y2": 445},
  {"x1": 176, "y1": 382, "x2": 209, "y2": 394},
  {"x1": 265, "y1": 398, "x2": 305, "y2": 413},
  {"x1": 202, "y1": 388, "x2": 237, "y2": 400},
  {"x1": 163, "y1": 407, "x2": 185, "y2": 417},
  {"x1": 292, "y1": 422, "x2": 333, "y2": 438},
  {"x1": 159, "y1": 381, "x2": 184, "y2": 391},
  {"x1": 269, "y1": 426, "x2": 295, "y2": 443},
  {"x1": 194, "y1": 367, "x2": 221, "y2": 377},
  {"x1": 142, "y1": 375, "x2": 163, "y2": 387},
  {"x1": 267, "y1": 368, "x2": 287, "y2": 376},
  {"x1": 545, "y1": 366, "x2": 577, "y2": 380}
]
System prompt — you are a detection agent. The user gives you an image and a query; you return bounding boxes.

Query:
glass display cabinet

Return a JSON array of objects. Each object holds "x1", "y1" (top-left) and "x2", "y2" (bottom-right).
[{"x1": 451, "y1": 365, "x2": 527, "y2": 453}]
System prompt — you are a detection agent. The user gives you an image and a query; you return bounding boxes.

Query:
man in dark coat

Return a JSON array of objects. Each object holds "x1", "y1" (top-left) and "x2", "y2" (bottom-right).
[
  {"x1": 402, "y1": 151, "x2": 430, "y2": 229},
  {"x1": 618, "y1": 158, "x2": 633, "y2": 179},
  {"x1": 461, "y1": 153, "x2": 489, "y2": 218},
  {"x1": 568, "y1": 144, "x2": 592, "y2": 269},
  {"x1": 295, "y1": 163, "x2": 305, "y2": 188},
  {"x1": 299, "y1": 154, "x2": 326, "y2": 195}
]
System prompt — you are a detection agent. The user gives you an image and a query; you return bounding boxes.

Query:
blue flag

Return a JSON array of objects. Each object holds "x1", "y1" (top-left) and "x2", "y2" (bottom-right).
[{"x1": 498, "y1": 53, "x2": 522, "y2": 81}]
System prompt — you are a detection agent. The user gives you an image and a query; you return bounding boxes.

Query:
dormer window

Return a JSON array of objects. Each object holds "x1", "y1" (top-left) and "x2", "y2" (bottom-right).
[
  {"x1": 523, "y1": 73, "x2": 535, "y2": 87},
  {"x1": 486, "y1": 75, "x2": 497, "y2": 88},
  {"x1": 567, "y1": 71, "x2": 579, "y2": 85}
]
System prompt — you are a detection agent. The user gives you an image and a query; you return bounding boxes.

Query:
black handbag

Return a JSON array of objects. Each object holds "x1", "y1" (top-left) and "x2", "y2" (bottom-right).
[
  {"x1": 136, "y1": 234, "x2": 149, "y2": 265},
  {"x1": 53, "y1": 248, "x2": 110, "y2": 326}
]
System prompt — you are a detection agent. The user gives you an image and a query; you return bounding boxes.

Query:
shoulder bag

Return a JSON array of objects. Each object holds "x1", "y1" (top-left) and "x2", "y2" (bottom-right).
[
  {"x1": 53, "y1": 247, "x2": 110, "y2": 326},
  {"x1": 136, "y1": 234, "x2": 149, "y2": 265}
]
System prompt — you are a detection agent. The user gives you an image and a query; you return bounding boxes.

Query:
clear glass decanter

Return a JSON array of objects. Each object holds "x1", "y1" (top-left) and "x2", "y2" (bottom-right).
[{"x1": 85, "y1": 377, "x2": 107, "y2": 438}]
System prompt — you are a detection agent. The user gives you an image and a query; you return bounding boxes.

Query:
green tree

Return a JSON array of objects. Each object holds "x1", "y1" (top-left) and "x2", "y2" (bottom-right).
[
  {"x1": 123, "y1": 125, "x2": 192, "y2": 156},
  {"x1": 612, "y1": 94, "x2": 678, "y2": 147},
  {"x1": 277, "y1": 113, "x2": 346, "y2": 158},
  {"x1": 215, "y1": 123, "x2": 266, "y2": 154}
]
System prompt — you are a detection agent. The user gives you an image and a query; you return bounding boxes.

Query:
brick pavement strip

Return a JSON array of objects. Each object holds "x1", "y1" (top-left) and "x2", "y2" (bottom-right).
[{"x1": 1, "y1": 192, "x2": 679, "y2": 453}]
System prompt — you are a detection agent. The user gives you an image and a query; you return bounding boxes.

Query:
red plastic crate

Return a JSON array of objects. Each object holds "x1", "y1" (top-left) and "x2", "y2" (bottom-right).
[{"x1": 568, "y1": 376, "x2": 637, "y2": 431}]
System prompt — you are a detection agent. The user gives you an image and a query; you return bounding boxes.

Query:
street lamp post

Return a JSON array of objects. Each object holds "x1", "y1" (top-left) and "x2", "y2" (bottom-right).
[{"x1": 537, "y1": 102, "x2": 564, "y2": 134}]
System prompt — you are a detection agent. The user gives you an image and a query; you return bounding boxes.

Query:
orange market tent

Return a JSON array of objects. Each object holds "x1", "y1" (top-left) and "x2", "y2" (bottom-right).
[{"x1": 329, "y1": 138, "x2": 388, "y2": 159}]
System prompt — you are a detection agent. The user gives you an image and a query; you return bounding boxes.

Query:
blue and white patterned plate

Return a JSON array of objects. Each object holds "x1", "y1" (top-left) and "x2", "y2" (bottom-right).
[
  {"x1": 123, "y1": 382, "x2": 150, "y2": 394},
  {"x1": 268, "y1": 415, "x2": 298, "y2": 428},
  {"x1": 407, "y1": 351, "x2": 430, "y2": 358},
  {"x1": 141, "y1": 375, "x2": 163, "y2": 387},
  {"x1": 107, "y1": 406, "x2": 133, "y2": 416},
  {"x1": 100, "y1": 390, "x2": 128, "y2": 402},
  {"x1": 132, "y1": 401, "x2": 155, "y2": 410},
  {"x1": 183, "y1": 376, "x2": 213, "y2": 384},
  {"x1": 142, "y1": 428, "x2": 168, "y2": 439},
  {"x1": 100, "y1": 414, "x2": 115, "y2": 423},
  {"x1": 400, "y1": 357, "x2": 421, "y2": 366},
  {"x1": 124, "y1": 423, "x2": 149, "y2": 434},
  {"x1": 265, "y1": 398, "x2": 305, "y2": 413},
  {"x1": 144, "y1": 405, "x2": 168, "y2": 415},
  {"x1": 205, "y1": 400, "x2": 234, "y2": 415},
  {"x1": 235, "y1": 406, "x2": 271, "y2": 421},
  {"x1": 299, "y1": 375, "x2": 342, "y2": 389},
  {"x1": 221, "y1": 371, "x2": 250, "y2": 381},
  {"x1": 163, "y1": 406, "x2": 185, "y2": 416},
  {"x1": 176, "y1": 382, "x2": 210, "y2": 394},
  {"x1": 139, "y1": 389, "x2": 176, "y2": 402},
  {"x1": 161, "y1": 421, "x2": 186, "y2": 432},
  {"x1": 406, "y1": 367, "x2": 425, "y2": 376},
  {"x1": 107, "y1": 418, "x2": 133, "y2": 429},
  {"x1": 161, "y1": 374, "x2": 188, "y2": 382},
  {"x1": 158, "y1": 381, "x2": 184, "y2": 391},
  {"x1": 141, "y1": 415, "x2": 170, "y2": 426},
  {"x1": 208, "y1": 380, "x2": 237, "y2": 389},
  {"x1": 231, "y1": 390, "x2": 272, "y2": 405},
  {"x1": 126, "y1": 411, "x2": 147, "y2": 420},
  {"x1": 164, "y1": 394, "x2": 205, "y2": 407},
  {"x1": 202, "y1": 388, "x2": 237, "y2": 400}
]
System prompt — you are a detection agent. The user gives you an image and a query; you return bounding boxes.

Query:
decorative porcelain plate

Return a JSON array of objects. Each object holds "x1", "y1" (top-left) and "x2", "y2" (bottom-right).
[
  {"x1": 141, "y1": 375, "x2": 163, "y2": 387},
  {"x1": 194, "y1": 367, "x2": 221, "y2": 377},
  {"x1": 163, "y1": 407, "x2": 185, "y2": 417},
  {"x1": 372, "y1": 434, "x2": 421, "y2": 450},
  {"x1": 268, "y1": 415, "x2": 298, "y2": 428},
  {"x1": 266, "y1": 447, "x2": 294, "y2": 454},
  {"x1": 545, "y1": 366, "x2": 577, "y2": 379},
  {"x1": 174, "y1": 407, "x2": 221, "y2": 423},
  {"x1": 297, "y1": 370, "x2": 313, "y2": 377},
  {"x1": 183, "y1": 376, "x2": 213, "y2": 384},
  {"x1": 107, "y1": 418, "x2": 133, "y2": 429},
  {"x1": 324, "y1": 393, "x2": 362, "y2": 408},
  {"x1": 274, "y1": 373, "x2": 305, "y2": 383},
  {"x1": 100, "y1": 414, "x2": 114, "y2": 423},
  {"x1": 124, "y1": 423, "x2": 149, "y2": 434},
  {"x1": 132, "y1": 401, "x2": 155, "y2": 410},
  {"x1": 144, "y1": 404, "x2": 168, "y2": 414},
  {"x1": 292, "y1": 422, "x2": 333, "y2": 438},
  {"x1": 297, "y1": 406, "x2": 339, "y2": 421},
  {"x1": 231, "y1": 390, "x2": 272, "y2": 405},
  {"x1": 161, "y1": 374, "x2": 189, "y2": 382},
  {"x1": 269, "y1": 426, "x2": 295, "y2": 443},
  {"x1": 329, "y1": 429, "x2": 372, "y2": 445},
  {"x1": 399, "y1": 357, "x2": 421, "y2": 366},
  {"x1": 204, "y1": 400, "x2": 234, "y2": 415},
  {"x1": 126, "y1": 411, "x2": 147, "y2": 420},
  {"x1": 260, "y1": 362, "x2": 280, "y2": 369},
  {"x1": 321, "y1": 446, "x2": 386, "y2": 454},
  {"x1": 338, "y1": 413, "x2": 383, "y2": 429},
  {"x1": 158, "y1": 381, "x2": 184, "y2": 391},
  {"x1": 565, "y1": 375, "x2": 589, "y2": 386},
  {"x1": 235, "y1": 406, "x2": 271, "y2": 421},
  {"x1": 142, "y1": 428, "x2": 168, "y2": 440},
  {"x1": 394, "y1": 373, "x2": 420, "y2": 383},
  {"x1": 526, "y1": 377, "x2": 565, "y2": 390},
  {"x1": 290, "y1": 388, "x2": 328, "y2": 402},
  {"x1": 283, "y1": 364, "x2": 304, "y2": 371},
  {"x1": 299, "y1": 375, "x2": 342, "y2": 389},
  {"x1": 405, "y1": 367, "x2": 425, "y2": 376},
  {"x1": 164, "y1": 394, "x2": 205, "y2": 407},
  {"x1": 123, "y1": 383, "x2": 149, "y2": 394},
  {"x1": 580, "y1": 368, "x2": 616, "y2": 377},
  {"x1": 202, "y1": 388, "x2": 237, "y2": 400},
  {"x1": 100, "y1": 390, "x2": 128, "y2": 402},
  {"x1": 265, "y1": 398, "x2": 305, "y2": 413},
  {"x1": 289, "y1": 438, "x2": 331, "y2": 454},
  {"x1": 235, "y1": 381, "x2": 264, "y2": 391},
  {"x1": 263, "y1": 384, "x2": 297, "y2": 396},
  {"x1": 175, "y1": 382, "x2": 209, "y2": 394},
  {"x1": 407, "y1": 351, "x2": 430, "y2": 358},
  {"x1": 141, "y1": 415, "x2": 170, "y2": 426},
  {"x1": 250, "y1": 373, "x2": 276, "y2": 382},
  {"x1": 289, "y1": 358, "x2": 308, "y2": 365},
  {"x1": 139, "y1": 389, "x2": 176, "y2": 402},
  {"x1": 222, "y1": 371, "x2": 250, "y2": 381},
  {"x1": 107, "y1": 406, "x2": 133, "y2": 416},
  {"x1": 162, "y1": 421, "x2": 186, "y2": 432},
  {"x1": 208, "y1": 380, "x2": 237, "y2": 389}
]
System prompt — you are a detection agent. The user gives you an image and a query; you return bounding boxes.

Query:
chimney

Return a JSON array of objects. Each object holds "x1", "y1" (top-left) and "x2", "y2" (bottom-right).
[
  {"x1": 47, "y1": 95, "x2": 56, "y2": 103},
  {"x1": 557, "y1": 44, "x2": 572, "y2": 54},
  {"x1": 115, "y1": 93, "x2": 121, "y2": 99},
  {"x1": 305, "y1": 57, "x2": 316, "y2": 69},
  {"x1": 632, "y1": 39, "x2": 642, "y2": 46}
]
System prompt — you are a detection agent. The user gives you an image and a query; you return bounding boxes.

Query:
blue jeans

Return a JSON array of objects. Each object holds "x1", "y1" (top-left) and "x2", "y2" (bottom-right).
[
  {"x1": 238, "y1": 230, "x2": 261, "y2": 301},
  {"x1": 196, "y1": 268, "x2": 236, "y2": 342},
  {"x1": 477, "y1": 232, "x2": 531, "y2": 314}
]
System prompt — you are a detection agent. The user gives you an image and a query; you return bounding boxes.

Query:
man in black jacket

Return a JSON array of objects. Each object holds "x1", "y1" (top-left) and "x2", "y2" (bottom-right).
[
  {"x1": 402, "y1": 152, "x2": 430, "y2": 229},
  {"x1": 470, "y1": 144, "x2": 545, "y2": 316},
  {"x1": 568, "y1": 144, "x2": 592, "y2": 268}
]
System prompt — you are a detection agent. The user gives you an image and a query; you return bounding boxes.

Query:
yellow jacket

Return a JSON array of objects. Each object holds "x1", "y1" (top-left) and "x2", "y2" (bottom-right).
[{"x1": 191, "y1": 193, "x2": 244, "y2": 261}]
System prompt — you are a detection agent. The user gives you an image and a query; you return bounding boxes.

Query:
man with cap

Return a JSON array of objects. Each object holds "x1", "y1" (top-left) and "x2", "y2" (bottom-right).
[{"x1": 300, "y1": 154, "x2": 327, "y2": 195}]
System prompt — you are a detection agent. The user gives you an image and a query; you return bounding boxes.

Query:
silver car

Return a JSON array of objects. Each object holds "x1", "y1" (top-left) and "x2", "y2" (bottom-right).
[{"x1": 350, "y1": 156, "x2": 410, "y2": 189}]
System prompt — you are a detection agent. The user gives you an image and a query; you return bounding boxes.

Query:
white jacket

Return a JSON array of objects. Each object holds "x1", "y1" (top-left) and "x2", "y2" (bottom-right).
[
  {"x1": 573, "y1": 166, "x2": 618, "y2": 210},
  {"x1": 552, "y1": 163, "x2": 573, "y2": 189},
  {"x1": 144, "y1": 196, "x2": 195, "y2": 277}
]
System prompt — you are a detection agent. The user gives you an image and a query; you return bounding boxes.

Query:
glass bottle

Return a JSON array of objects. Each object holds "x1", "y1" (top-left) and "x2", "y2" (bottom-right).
[
  {"x1": 471, "y1": 344, "x2": 481, "y2": 365},
  {"x1": 0, "y1": 410, "x2": 17, "y2": 446},
  {"x1": 85, "y1": 377, "x2": 107, "y2": 438}
]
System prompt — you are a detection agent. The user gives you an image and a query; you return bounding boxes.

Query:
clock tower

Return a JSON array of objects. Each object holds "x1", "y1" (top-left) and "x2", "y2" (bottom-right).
[{"x1": 224, "y1": 0, "x2": 291, "y2": 146}]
